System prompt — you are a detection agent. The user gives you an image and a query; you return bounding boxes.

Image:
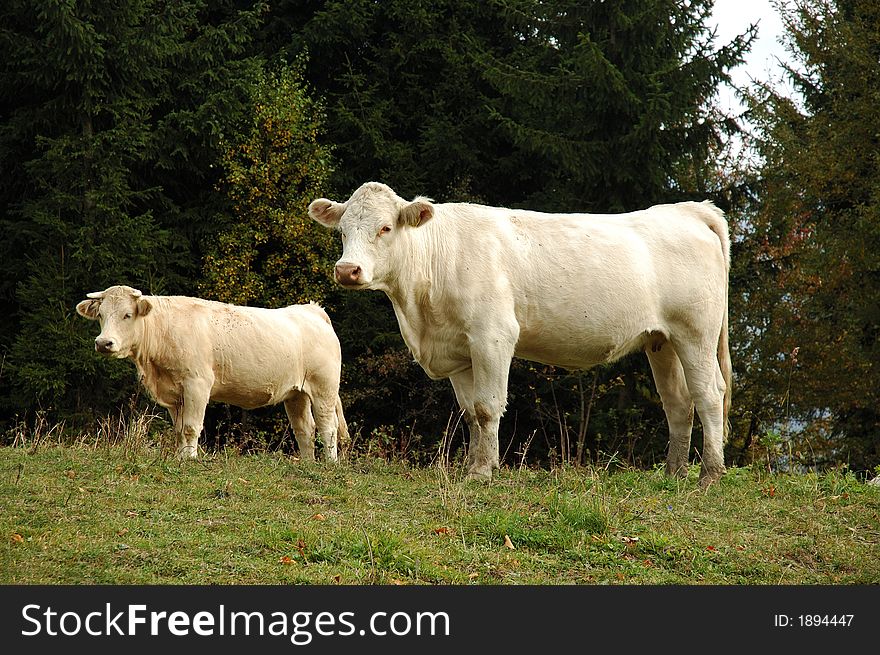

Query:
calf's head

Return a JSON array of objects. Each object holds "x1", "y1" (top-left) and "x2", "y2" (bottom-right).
[
  {"x1": 76, "y1": 285, "x2": 152, "y2": 358},
  {"x1": 308, "y1": 181, "x2": 434, "y2": 290}
]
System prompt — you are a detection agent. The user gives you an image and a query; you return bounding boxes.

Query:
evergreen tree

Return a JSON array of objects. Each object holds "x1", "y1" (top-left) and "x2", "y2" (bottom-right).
[
  {"x1": 743, "y1": 0, "x2": 880, "y2": 472},
  {"x1": 262, "y1": 0, "x2": 528, "y2": 202},
  {"x1": 475, "y1": 0, "x2": 754, "y2": 211},
  {"x1": 0, "y1": 0, "x2": 263, "y2": 423}
]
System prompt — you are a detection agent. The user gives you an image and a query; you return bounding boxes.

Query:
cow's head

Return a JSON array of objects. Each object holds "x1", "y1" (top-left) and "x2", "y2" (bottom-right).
[
  {"x1": 308, "y1": 181, "x2": 434, "y2": 289},
  {"x1": 75, "y1": 285, "x2": 152, "y2": 358}
]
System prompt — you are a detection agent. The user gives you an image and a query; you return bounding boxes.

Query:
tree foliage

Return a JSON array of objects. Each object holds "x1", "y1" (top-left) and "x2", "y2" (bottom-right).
[
  {"x1": 475, "y1": 0, "x2": 755, "y2": 211},
  {"x1": 0, "y1": 0, "x2": 263, "y2": 421},
  {"x1": 740, "y1": 0, "x2": 880, "y2": 471},
  {"x1": 200, "y1": 61, "x2": 337, "y2": 309}
]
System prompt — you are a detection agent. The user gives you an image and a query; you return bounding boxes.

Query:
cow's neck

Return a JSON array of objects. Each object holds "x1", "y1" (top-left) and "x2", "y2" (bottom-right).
[
  {"x1": 382, "y1": 222, "x2": 451, "y2": 367},
  {"x1": 127, "y1": 301, "x2": 173, "y2": 397}
]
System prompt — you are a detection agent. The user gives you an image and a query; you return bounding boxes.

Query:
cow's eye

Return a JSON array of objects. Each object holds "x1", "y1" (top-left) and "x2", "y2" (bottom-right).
[
  {"x1": 379, "y1": 225, "x2": 392, "y2": 236},
  {"x1": 123, "y1": 313, "x2": 132, "y2": 320}
]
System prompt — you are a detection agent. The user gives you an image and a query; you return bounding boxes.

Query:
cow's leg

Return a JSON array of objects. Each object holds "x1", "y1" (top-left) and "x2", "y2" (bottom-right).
[
  {"x1": 449, "y1": 370, "x2": 482, "y2": 472},
  {"x1": 310, "y1": 391, "x2": 339, "y2": 463},
  {"x1": 176, "y1": 380, "x2": 211, "y2": 459},
  {"x1": 669, "y1": 336, "x2": 727, "y2": 486},
  {"x1": 284, "y1": 392, "x2": 316, "y2": 462},
  {"x1": 645, "y1": 339, "x2": 695, "y2": 478},
  {"x1": 451, "y1": 339, "x2": 514, "y2": 480}
]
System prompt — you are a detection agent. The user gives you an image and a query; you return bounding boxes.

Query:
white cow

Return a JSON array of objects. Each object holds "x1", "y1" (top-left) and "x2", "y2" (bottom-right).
[
  {"x1": 76, "y1": 285, "x2": 348, "y2": 461},
  {"x1": 309, "y1": 182, "x2": 731, "y2": 485}
]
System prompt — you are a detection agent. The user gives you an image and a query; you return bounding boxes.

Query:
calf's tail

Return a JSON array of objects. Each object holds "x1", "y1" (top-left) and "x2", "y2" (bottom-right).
[{"x1": 335, "y1": 396, "x2": 350, "y2": 448}]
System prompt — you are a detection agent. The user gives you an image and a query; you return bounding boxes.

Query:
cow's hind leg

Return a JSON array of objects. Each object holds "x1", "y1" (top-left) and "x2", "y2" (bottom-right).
[
  {"x1": 669, "y1": 335, "x2": 728, "y2": 487},
  {"x1": 309, "y1": 391, "x2": 339, "y2": 463},
  {"x1": 284, "y1": 392, "x2": 316, "y2": 462},
  {"x1": 645, "y1": 338, "x2": 695, "y2": 478}
]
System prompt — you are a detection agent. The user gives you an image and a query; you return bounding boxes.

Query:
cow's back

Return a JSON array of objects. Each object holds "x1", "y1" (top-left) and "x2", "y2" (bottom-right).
[
  {"x1": 419, "y1": 201, "x2": 727, "y2": 371},
  {"x1": 141, "y1": 297, "x2": 339, "y2": 409}
]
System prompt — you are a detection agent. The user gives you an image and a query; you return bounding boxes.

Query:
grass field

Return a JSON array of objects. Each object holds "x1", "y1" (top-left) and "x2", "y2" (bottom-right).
[{"x1": 2, "y1": 430, "x2": 878, "y2": 585}]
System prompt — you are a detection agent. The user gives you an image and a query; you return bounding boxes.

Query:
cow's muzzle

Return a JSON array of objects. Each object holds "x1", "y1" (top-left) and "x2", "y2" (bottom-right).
[
  {"x1": 334, "y1": 263, "x2": 364, "y2": 287},
  {"x1": 95, "y1": 337, "x2": 118, "y2": 354}
]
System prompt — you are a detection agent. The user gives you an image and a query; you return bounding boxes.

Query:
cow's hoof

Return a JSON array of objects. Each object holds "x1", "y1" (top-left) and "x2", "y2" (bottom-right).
[{"x1": 698, "y1": 466, "x2": 726, "y2": 488}]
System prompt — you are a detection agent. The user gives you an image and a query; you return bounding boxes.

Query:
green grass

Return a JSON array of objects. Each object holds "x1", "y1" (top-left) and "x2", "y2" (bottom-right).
[{"x1": 1, "y1": 440, "x2": 878, "y2": 584}]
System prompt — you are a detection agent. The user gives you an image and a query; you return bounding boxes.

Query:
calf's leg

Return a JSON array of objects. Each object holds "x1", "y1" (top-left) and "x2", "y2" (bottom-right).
[{"x1": 174, "y1": 380, "x2": 211, "y2": 459}]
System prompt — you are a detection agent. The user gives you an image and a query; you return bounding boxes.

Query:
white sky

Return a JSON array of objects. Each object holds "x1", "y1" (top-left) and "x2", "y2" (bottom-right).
[{"x1": 710, "y1": 0, "x2": 797, "y2": 115}]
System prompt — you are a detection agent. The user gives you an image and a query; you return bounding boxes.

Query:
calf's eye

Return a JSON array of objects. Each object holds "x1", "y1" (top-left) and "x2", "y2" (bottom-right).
[
  {"x1": 123, "y1": 313, "x2": 132, "y2": 320},
  {"x1": 379, "y1": 226, "x2": 392, "y2": 236}
]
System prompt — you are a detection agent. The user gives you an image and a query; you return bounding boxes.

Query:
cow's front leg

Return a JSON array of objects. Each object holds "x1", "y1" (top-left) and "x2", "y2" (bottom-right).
[
  {"x1": 174, "y1": 379, "x2": 212, "y2": 459},
  {"x1": 450, "y1": 337, "x2": 514, "y2": 481}
]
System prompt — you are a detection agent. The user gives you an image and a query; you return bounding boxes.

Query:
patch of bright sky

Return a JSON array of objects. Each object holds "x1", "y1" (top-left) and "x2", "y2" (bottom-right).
[
  {"x1": 714, "y1": 0, "x2": 803, "y2": 107},
  {"x1": 709, "y1": 0, "x2": 803, "y2": 163}
]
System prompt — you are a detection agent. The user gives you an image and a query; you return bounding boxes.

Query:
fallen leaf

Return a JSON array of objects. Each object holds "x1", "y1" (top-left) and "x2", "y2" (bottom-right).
[
  {"x1": 65, "y1": 470, "x2": 76, "y2": 479},
  {"x1": 468, "y1": 572, "x2": 479, "y2": 580},
  {"x1": 622, "y1": 536, "x2": 640, "y2": 544},
  {"x1": 706, "y1": 545, "x2": 717, "y2": 552},
  {"x1": 126, "y1": 511, "x2": 138, "y2": 517},
  {"x1": 116, "y1": 528, "x2": 129, "y2": 537},
  {"x1": 12, "y1": 533, "x2": 24, "y2": 544},
  {"x1": 279, "y1": 555, "x2": 294, "y2": 565},
  {"x1": 503, "y1": 534, "x2": 515, "y2": 550},
  {"x1": 333, "y1": 574, "x2": 341, "y2": 583},
  {"x1": 296, "y1": 539, "x2": 306, "y2": 557},
  {"x1": 433, "y1": 526, "x2": 450, "y2": 535},
  {"x1": 311, "y1": 513, "x2": 326, "y2": 521}
]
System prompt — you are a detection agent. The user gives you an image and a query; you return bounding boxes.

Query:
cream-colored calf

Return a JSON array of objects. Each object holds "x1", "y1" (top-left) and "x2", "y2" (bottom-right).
[{"x1": 77, "y1": 286, "x2": 347, "y2": 461}]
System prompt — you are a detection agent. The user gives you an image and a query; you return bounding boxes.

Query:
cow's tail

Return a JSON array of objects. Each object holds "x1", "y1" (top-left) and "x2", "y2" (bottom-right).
[
  {"x1": 700, "y1": 200, "x2": 732, "y2": 442},
  {"x1": 335, "y1": 395, "x2": 350, "y2": 450}
]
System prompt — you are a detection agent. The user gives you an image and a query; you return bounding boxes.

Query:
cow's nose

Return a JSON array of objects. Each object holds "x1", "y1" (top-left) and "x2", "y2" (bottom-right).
[
  {"x1": 95, "y1": 337, "x2": 115, "y2": 353},
  {"x1": 335, "y1": 263, "x2": 362, "y2": 286}
]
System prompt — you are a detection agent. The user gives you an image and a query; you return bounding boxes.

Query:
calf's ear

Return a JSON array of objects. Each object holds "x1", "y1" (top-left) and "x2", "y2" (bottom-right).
[
  {"x1": 308, "y1": 198, "x2": 346, "y2": 228},
  {"x1": 399, "y1": 197, "x2": 434, "y2": 227},
  {"x1": 76, "y1": 298, "x2": 101, "y2": 320}
]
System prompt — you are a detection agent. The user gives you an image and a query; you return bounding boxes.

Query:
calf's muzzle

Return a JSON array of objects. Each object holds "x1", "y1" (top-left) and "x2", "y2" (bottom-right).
[{"x1": 95, "y1": 337, "x2": 116, "y2": 354}]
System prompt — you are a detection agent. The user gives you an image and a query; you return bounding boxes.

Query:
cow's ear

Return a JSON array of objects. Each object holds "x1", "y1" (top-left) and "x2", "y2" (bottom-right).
[
  {"x1": 136, "y1": 297, "x2": 152, "y2": 318},
  {"x1": 308, "y1": 198, "x2": 345, "y2": 228},
  {"x1": 76, "y1": 299, "x2": 101, "y2": 320},
  {"x1": 399, "y1": 197, "x2": 434, "y2": 227}
]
